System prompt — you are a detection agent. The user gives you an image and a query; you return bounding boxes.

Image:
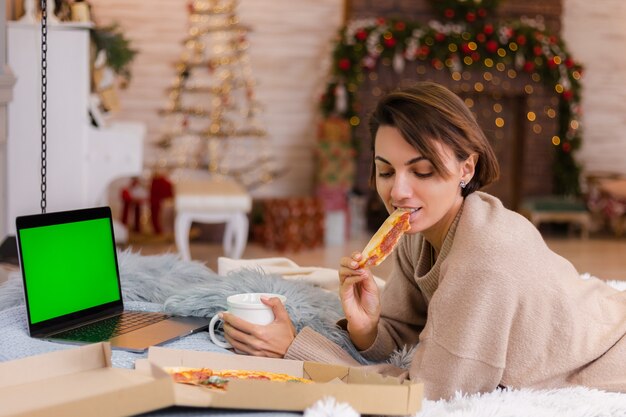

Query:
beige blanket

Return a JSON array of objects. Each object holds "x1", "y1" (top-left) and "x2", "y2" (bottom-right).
[{"x1": 217, "y1": 257, "x2": 386, "y2": 292}]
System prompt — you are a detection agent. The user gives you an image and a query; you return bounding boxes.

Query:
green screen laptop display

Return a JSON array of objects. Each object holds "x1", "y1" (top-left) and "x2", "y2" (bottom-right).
[{"x1": 18, "y1": 217, "x2": 121, "y2": 324}]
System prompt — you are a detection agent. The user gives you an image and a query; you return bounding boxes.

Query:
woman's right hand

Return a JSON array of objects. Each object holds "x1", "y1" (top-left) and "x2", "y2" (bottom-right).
[{"x1": 338, "y1": 252, "x2": 381, "y2": 350}]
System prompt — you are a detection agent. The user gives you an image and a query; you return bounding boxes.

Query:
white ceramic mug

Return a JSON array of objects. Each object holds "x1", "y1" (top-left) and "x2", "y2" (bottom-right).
[{"x1": 209, "y1": 292, "x2": 287, "y2": 348}]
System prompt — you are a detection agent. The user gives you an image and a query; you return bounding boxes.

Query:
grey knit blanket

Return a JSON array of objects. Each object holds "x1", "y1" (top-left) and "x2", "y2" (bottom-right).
[{"x1": 0, "y1": 250, "x2": 415, "y2": 368}]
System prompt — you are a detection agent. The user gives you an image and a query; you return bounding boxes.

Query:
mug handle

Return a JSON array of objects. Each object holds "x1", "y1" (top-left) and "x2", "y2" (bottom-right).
[{"x1": 209, "y1": 313, "x2": 232, "y2": 349}]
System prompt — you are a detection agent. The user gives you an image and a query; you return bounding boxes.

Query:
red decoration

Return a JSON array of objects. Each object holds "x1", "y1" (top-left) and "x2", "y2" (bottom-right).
[
  {"x1": 533, "y1": 46, "x2": 543, "y2": 56},
  {"x1": 435, "y1": 32, "x2": 446, "y2": 42},
  {"x1": 150, "y1": 173, "x2": 173, "y2": 235},
  {"x1": 523, "y1": 61, "x2": 535, "y2": 72},
  {"x1": 483, "y1": 24, "x2": 494, "y2": 35},
  {"x1": 465, "y1": 12, "x2": 476, "y2": 22},
  {"x1": 486, "y1": 40, "x2": 498, "y2": 53},
  {"x1": 338, "y1": 58, "x2": 351, "y2": 71},
  {"x1": 562, "y1": 142, "x2": 571, "y2": 153},
  {"x1": 516, "y1": 34, "x2": 527, "y2": 45},
  {"x1": 477, "y1": 8, "x2": 488, "y2": 18},
  {"x1": 547, "y1": 57, "x2": 558, "y2": 69},
  {"x1": 355, "y1": 29, "x2": 367, "y2": 41},
  {"x1": 562, "y1": 90, "x2": 574, "y2": 101},
  {"x1": 384, "y1": 37, "x2": 397, "y2": 48},
  {"x1": 444, "y1": 8, "x2": 455, "y2": 19},
  {"x1": 476, "y1": 33, "x2": 486, "y2": 43},
  {"x1": 394, "y1": 21, "x2": 406, "y2": 31}
]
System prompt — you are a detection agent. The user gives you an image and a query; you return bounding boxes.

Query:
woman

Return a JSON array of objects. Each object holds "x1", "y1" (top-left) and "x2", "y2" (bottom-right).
[{"x1": 220, "y1": 82, "x2": 626, "y2": 400}]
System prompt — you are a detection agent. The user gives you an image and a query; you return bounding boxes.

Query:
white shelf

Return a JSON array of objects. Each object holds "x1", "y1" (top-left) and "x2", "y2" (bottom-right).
[{"x1": 6, "y1": 24, "x2": 144, "y2": 235}]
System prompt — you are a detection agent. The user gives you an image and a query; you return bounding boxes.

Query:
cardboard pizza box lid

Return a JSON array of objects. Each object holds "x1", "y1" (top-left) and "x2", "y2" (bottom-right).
[
  {"x1": 138, "y1": 346, "x2": 423, "y2": 415},
  {"x1": 0, "y1": 343, "x2": 173, "y2": 417}
]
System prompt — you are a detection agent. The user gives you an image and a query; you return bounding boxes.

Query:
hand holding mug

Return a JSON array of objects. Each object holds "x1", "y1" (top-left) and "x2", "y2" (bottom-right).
[{"x1": 209, "y1": 293, "x2": 288, "y2": 349}]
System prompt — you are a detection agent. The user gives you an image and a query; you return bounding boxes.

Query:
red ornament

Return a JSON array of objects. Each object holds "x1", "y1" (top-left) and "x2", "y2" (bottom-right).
[
  {"x1": 394, "y1": 21, "x2": 406, "y2": 31},
  {"x1": 461, "y1": 43, "x2": 472, "y2": 55},
  {"x1": 384, "y1": 37, "x2": 397, "y2": 48},
  {"x1": 477, "y1": 8, "x2": 487, "y2": 18},
  {"x1": 376, "y1": 17, "x2": 386, "y2": 26},
  {"x1": 466, "y1": 12, "x2": 476, "y2": 22},
  {"x1": 483, "y1": 24, "x2": 494, "y2": 35},
  {"x1": 549, "y1": 35, "x2": 558, "y2": 44},
  {"x1": 516, "y1": 34, "x2": 527, "y2": 45},
  {"x1": 471, "y1": 52, "x2": 481, "y2": 62},
  {"x1": 486, "y1": 40, "x2": 498, "y2": 54},
  {"x1": 435, "y1": 32, "x2": 446, "y2": 42},
  {"x1": 547, "y1": 57, "x2": 558, "y2": 69},
  {"x1": 444, "y1": 8, "x2": 455, "y2": 19},
  {"x1": 355, "y1": 29, "x2": 367, "y2": 41},
  {"x1": 523, "y1": 61, "x2": 535, "y2": 73},
  {"x1": 533, "y1": 46, "x2": 543, "y2": 56},
  {"x1": 419, "y1": 45, "x2": 431, "y2": 56},
  {"x1": 562, "y1": 90, "x2": 574, "y2": 101},
  {"x1": 564, "y1": 58, "x2": 574, "y2": 68},
  {"x1": 562, "y1": 142, "x2": 571, "y2": 153},
  {"x1": 338, "y1": 58, "x2": 351, "y2": 71},
  {"x1": 476, "y1": 33, "x2": 486, "y2": 43}
]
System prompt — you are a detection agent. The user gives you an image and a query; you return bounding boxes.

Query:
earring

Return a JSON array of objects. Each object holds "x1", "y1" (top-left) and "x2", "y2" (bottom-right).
[{"x1": 460, "y1": 180, "x2": 466, "y2": 189}]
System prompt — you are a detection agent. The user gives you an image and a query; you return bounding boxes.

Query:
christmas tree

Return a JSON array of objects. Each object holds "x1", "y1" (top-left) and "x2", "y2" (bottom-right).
[{"x1": 155, "y1": 0, "x2": 280, "y2": 190}]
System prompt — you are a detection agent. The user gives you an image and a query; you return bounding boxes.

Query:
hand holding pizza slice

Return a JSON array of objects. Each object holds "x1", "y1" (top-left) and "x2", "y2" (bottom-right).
[{"x1": 359, "y1": 208, "x2": 411, "y2": 267}]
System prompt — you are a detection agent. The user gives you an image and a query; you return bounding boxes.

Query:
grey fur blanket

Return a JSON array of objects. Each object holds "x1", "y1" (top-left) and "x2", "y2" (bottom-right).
[{"x1": 0, "y1": 249, "x2": 414, "y2": 367}]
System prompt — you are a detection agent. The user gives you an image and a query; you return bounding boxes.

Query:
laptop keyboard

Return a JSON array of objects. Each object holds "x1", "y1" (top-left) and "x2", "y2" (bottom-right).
[{"x1": 51, "y1": 311, "x2": 170, "y2": 343}]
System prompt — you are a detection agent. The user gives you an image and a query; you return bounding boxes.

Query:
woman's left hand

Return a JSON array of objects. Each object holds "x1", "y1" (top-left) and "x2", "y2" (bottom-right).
[{"x1": 221, "y1": 296, "x2": 297, "y2": 358}]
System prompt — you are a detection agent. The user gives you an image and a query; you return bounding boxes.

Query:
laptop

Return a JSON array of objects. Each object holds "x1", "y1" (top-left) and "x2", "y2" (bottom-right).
[{"x1": 15, "y1": 206, "x2": 208, "y2": 352}]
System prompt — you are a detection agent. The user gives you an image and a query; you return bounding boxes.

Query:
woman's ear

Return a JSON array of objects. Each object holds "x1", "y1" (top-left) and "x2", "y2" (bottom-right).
[{"x1": 461, "y1": 153, "x2": 478, "y2": 182}]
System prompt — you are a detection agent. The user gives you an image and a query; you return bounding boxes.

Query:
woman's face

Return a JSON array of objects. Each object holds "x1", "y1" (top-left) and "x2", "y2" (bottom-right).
[{"x1": 374, "y1": 126, "x2": 475, "y2": 238}]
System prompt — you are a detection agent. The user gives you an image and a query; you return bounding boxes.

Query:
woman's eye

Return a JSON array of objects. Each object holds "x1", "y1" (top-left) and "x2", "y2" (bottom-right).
[
  {"x1": 413, "y1": 171, "x2": 433, "y2": 178},
  {"x1": 378, "y1": 171, "x2": 393, "y2": 178}
]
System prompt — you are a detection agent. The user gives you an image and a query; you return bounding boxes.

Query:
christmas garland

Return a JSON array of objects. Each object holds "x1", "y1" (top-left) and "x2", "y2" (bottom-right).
[{"x1": 320, "y1": 5, "x2": 583, "y2": 196}]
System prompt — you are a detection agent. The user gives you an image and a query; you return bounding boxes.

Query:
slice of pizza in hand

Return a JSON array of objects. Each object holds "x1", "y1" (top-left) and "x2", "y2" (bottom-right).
[{"x1": 359, "y1": 208, "x2": 411, "y2": 267}]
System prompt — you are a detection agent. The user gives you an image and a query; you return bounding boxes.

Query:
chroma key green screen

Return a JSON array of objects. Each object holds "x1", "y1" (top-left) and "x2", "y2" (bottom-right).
[{"x1": 18, "y1": 218, "x2": 121, "y2": 324}]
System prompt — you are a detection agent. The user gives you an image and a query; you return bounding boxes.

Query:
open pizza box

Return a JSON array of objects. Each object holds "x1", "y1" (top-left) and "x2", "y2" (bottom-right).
[
  {"x1": 136, "y1": 346, "x2": 423, "y2": 415},
  {"x1": 0, "y1": 343, "x2": 173, "y2": 417}
]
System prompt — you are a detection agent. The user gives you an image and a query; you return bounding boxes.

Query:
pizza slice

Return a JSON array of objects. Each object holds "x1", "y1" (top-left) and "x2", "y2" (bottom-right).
[
  {"x1": 165, "y1": 367, "x2": 312, "y2": 391},
  {"x1": 359, "y1": 208, "x2": 411, "y2": 267}
]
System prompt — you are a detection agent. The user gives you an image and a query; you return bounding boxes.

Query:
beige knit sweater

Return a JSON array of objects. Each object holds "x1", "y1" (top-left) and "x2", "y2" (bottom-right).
[{"x1": 285, "y1": 192, "x2": 626, "y2": 400}]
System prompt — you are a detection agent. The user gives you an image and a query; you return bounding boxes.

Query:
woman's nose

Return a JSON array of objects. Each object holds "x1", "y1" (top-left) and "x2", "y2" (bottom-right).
[{"x1": 390, "y1": 173, "x2": 412, "y2": 201}]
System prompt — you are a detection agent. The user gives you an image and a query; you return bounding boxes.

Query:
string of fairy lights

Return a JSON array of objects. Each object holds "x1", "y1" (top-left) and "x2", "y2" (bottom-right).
[
  {"x1": 321, "y1": 3, "x2": 584, "y2": 196},
  {"x1": 154, "y1": 0, "x2": 282, "y2": 190}
]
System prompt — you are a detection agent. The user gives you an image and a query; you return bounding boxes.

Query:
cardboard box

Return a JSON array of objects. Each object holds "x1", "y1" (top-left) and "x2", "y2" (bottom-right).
[
  {"x1": 0, "y1": 343, "x2": 174, "y2": 417},
  {"x1": 137, "y1": 346, "x2": 423, "y2": 415}
]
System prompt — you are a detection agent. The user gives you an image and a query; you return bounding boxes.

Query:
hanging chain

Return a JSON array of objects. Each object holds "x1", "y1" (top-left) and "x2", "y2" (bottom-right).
[{"x1": 40, "y1": 0, "x2": 48, "y2": 213}]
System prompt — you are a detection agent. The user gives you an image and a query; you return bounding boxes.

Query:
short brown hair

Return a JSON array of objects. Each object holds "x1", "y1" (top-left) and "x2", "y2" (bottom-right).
[{"x1": 368, "y1": 82, "x2": 500, "y2": 197}]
